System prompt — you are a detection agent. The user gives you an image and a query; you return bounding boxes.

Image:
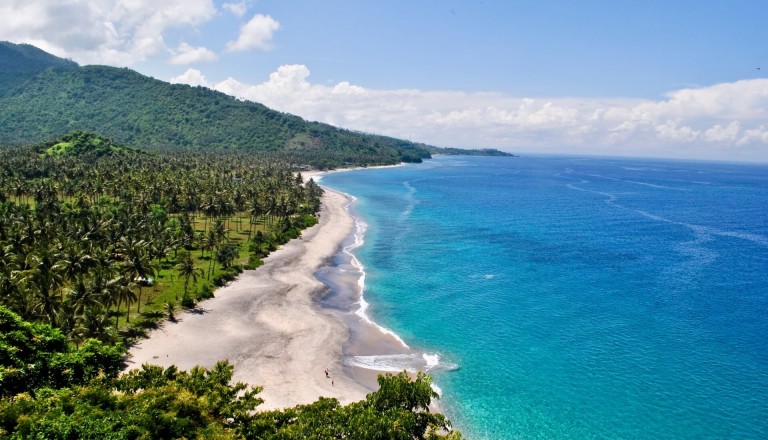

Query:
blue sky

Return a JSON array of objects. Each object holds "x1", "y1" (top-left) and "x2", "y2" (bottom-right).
[{"x1": 2, "y1": 0, "x2": 768, "y2": 161}]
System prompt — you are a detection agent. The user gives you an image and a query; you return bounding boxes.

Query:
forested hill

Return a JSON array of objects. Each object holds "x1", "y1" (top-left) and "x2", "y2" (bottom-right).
[
  {"x1": 0, "y1": 41, "x2": 77, "y2": 73},
  {"x1": 0, "y1": 43, "x2": 441, "y2": 169}
]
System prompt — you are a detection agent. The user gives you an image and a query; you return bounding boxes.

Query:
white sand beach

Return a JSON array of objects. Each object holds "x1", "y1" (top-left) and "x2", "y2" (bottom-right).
[{"x1": 125, "y1": 188, "x2": 374, "y2": 410}]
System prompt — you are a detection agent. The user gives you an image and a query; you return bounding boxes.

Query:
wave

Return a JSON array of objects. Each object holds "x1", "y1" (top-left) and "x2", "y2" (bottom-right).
[
  {"x1": 399, "y1": 181, "x2": 417, "y2": 221},
  {"x1": 342, "y1": 196, "x2": 410, "y2": 348},
  {"x1": 342, "y1": 353, "x2": 459, "y2": 373},
  {"x1": 565, "y1": 176, "x2": 768, "y2": 251},
  {"x1": 581, "y1": 172, "x2": 689, "y2": 191},
  {"x1": 638, "y1": 211, "x2": 768, "y2": 247}
]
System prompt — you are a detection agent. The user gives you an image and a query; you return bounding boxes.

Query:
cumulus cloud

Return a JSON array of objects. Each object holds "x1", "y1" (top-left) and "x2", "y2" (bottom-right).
[
  {"x1": 168, "y1": 43, "x2": 217, "y2": 65},
  {"x1": 171, "y1": 65, "x2": 768, "y2": 160},
  {"x1": 170, "y1": 68, "x2": 211, "y2": 87},
  {"x1": 223, "y1": 1, "x2": 247, "y2": 17},
  {"x1": 225, "y1": 14, "x2": 280, "y2": 52},
  {"x1": 0, "y1": 0, "x2": 216, "y2": 65}
]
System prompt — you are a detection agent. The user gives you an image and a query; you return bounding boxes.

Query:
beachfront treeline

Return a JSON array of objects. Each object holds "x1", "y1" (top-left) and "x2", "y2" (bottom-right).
[
  {"x1": 0, "y1": 131, "x2": 323, "y2": 343},
  {"x1": 0, "y1": 132, "x2": 461, "y2": 438},
  {"x1": 0, "y1": 306, "x2": 459, "y2": 439}
]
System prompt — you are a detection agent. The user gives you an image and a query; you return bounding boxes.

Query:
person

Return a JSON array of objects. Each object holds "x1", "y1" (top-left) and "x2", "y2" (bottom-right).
[{"x1": 324, "y1": 368, "x2": 329, "y2": 378}]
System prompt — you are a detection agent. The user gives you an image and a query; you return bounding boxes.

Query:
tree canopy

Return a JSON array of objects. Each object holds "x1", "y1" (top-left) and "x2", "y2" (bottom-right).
[
  {"x1": 0, "y1": 133, "x2": 462, "y2": 438},
  {"x1": 0, "y1": 307, "x2": 460, "y2": 439}
]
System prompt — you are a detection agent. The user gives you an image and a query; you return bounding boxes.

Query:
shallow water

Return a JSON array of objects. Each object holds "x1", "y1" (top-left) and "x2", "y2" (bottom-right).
[{"x1": 319, "y1": 155, "x2": 768, "y2": 439}]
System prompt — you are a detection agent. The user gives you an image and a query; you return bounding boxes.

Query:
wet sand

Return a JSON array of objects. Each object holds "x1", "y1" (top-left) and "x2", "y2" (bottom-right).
[{"x1": 126, "y1": 188, "x2": 384, "y2": 409}]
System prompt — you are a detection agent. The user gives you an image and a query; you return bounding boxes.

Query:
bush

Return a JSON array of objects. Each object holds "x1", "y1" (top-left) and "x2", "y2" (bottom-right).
[
  {"x1": 212, "y1": 270, "x2": 238, "y2": 287},
  {"x1": 180, "y1": 295, "x2": 196, "y2": 309},
  {"x1": 245, "y1": 255, "x2": 264, "y2": 270},
  {"x1": 197, "y1": 285, "x2": 214, "y2": 300}
]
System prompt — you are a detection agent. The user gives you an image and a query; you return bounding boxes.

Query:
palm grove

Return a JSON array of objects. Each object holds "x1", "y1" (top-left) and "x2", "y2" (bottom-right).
[{"x1": 0, "y1": 132, "x2": 460, "y2": 438}]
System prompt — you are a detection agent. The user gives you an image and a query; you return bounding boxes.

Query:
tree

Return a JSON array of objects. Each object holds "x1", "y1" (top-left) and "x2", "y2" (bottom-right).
[
  {"x1": 0, "y1": 306, "x2": 124, "y2": 397},
  {"x1": 19, "y1": 246, "x2": 66, "y2": 325},
  {"x1": 216, "y1": 243, "x2": 239, "y2": 270},
  {"x1": 246, "y1": 371, "x2": 459, "y2": 439},
  {"x1": 117, "y1": 237, "x2": 155, "y2": 315},
  {"x1": 175, "y1": 250, "x2": 203, "y2": 301}
]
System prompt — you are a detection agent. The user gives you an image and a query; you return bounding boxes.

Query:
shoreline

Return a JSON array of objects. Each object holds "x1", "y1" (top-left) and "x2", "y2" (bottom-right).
[
  {"x1": 126, "y1": 163, "x2": 436, "y2": 411},
  {"x1": 126, "y1": 188, "x2": 374, "y2": 409}
]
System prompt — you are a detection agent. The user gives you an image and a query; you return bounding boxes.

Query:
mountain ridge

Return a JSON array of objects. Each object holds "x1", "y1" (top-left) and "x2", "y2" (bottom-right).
[{"x1": 0, "y1": 42, "x2": 512, "y2": 167}]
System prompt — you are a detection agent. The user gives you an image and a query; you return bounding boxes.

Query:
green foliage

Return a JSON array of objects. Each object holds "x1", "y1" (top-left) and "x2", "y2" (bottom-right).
[
  {"x1": 216, "y1": 243, "x2": 240, "y2": 269},
  {"x1": 250, "y1": 371, "x2": 460, "y2": 439},
  {"x1": 0, "y1": 135, "x2": 325, "y2": 342},
  {"x1": 40, "y1": 130, "x2": 147, "y2": 158},
  {"x1": 1, "y1": 361, "x2": 262, "y2": 439},
  {"x1": 0, "y1": 306, "x2": 124, "y2": 397},
  {"x1": 0, "y1": 41, "x2": 77, "y2": 74},
  {"x1": 180, "y1": 294, "x2": 196, "y2": 309},
  {"x1": 0, "y1": 45, "x2": 434, "y2": 168},
  {"x1": 198, "y1": 284, "x2": 215, "y2": 300},
  {"x1": 428, "y1": 146, "x2": 515, "y2": 156},
  {"x1": 0, "y1": 300, "x2": 460, "y2": 438},
  {"x1": 1, "y1": 358, "x2": 461, "y2": 439}
]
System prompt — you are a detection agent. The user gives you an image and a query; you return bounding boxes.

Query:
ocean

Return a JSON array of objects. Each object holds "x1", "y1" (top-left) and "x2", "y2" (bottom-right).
[{"x1": 317, "y1": 155, "x2": 768, "y2": 439}]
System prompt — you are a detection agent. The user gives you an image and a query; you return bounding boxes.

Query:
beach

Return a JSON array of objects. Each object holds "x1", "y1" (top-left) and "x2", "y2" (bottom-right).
[{"x1": 126, "y1": 187, "x2": 377, "y2": 410}]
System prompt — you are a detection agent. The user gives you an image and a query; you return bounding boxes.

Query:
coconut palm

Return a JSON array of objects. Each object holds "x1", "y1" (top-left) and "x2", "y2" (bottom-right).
[
  {"x1": 176, "y1": 251, "x2": 203, "y2": 301},
  {"x1": 117, "y1": 237, "x2": 155, "y2": 315}
]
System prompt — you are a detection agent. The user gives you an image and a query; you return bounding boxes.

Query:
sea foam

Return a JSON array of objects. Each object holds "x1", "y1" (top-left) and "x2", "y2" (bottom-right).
[{"x1": 342, "y1": 196, "x2": 410, "y2": 348}]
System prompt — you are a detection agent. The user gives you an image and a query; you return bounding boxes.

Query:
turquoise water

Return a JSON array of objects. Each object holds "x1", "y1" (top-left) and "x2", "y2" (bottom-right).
[{"x1": 319, "y1": 155, "x2": 768, "y2": 439}]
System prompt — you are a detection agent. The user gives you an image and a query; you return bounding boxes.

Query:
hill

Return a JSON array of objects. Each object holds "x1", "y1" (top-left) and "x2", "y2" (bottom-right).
[
  {"x1": 0, "y1": 41, "x2": 78, "y2": 73},
  {"x1": 0, "y1": 42, "x2": 511, "y2": 168},
  {"x1": 39, "y1": 130, "x2": 150, "y2": 158},
  {"x1": 0, "y1": 63, "x2": 431, "y2": 168},
  {"x1": 0, "y1": 43, "x2": 437, "y2": 168}
]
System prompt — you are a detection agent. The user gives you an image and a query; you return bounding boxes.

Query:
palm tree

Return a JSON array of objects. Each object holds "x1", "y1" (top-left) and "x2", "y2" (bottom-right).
[
  {"x1": 20, "y1": 246, "x2": 66, "y2": 325},
  {"x1": 164, "y1": 301, "x2": 177, "y2": 322},
  {"x1": 176, "y1": 251, "x2": 203, "y2": 301},
  {"x1": 107, "y1": 275, "x2": 137, "y2": 324},
  {"x1": 117, "y1": 238, "x2": 155, "y2": 316}
]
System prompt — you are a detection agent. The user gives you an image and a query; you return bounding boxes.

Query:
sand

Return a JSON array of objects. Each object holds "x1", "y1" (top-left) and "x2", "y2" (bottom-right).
[{"x1": 125, "y1": 187, "x2": 374, "y2": 410}]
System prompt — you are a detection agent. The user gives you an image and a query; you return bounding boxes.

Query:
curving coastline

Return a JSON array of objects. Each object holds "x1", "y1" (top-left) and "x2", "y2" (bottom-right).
[{"x1": 126, "y1": 188, "x2": 374, "y2": 409}]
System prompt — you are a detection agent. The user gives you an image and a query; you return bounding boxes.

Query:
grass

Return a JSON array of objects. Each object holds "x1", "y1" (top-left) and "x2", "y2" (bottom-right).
[{"x1": 116, "y1": 212, "x2": 281, "y2": 341}]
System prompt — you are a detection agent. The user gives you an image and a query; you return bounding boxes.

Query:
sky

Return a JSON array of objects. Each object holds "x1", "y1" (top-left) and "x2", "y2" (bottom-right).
[{"x1": 2, "y1": 0, "x2": 768, "y2": 162}]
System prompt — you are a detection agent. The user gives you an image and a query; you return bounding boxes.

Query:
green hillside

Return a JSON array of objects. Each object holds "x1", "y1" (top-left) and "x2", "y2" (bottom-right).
[
  {"x1": 40, "y1": 130, "x2": 149, "y2": 158},
  {"x1": 0, "y1": 44, "x2": 438, "y2": 168},
  {"x1": 0, "y1": 41, "x2": 78, "y2": 73}
]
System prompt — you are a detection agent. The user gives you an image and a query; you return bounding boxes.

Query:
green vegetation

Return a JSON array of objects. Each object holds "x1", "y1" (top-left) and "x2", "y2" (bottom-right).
[
  {"x1": 0, "y1": 133, "x2": 323, "y2": 342},
  {"x1": 0, "y1": 41, "x2": 511, "y2": 168},
  {"x1": 42, "y1": 130, "x2": 149, "y2": 157},
  {"x1": 429, "y1": 146, "x2": 515, "y2": 157},
  {"x1": 0, "y1": 132, "x2": 461, "y2": 438},
  {"x1": 0, "y1": 306, "x2": 460, "y2": 439},
  {"x1": 0, "y1": 306, "x2": 123, "y2": 397},
  {"x1": 0, "y1": 41, "x2": 434, "y2": 169},
  {"x1": 0, "y1": 41, "x2": 77, "y2": 74},
  {"x1": 0, "y1": 41, "x2": 473, "y2": 436}
]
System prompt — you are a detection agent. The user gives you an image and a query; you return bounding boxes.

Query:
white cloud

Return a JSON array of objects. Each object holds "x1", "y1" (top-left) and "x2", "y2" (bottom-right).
[
  {"x1": 223, "y1": 1, "x2": 247, "y2": 17},
  {"x1": 171, "y1": 66, "x2": 768, "y2": 160},
  {"x1": 737, "y1": 126, "x2": 768, "y2": 146},
  {"x1": 225, "y1": 14, "x2": 280, "y2": 52},
  {"x1": 168, "y1": 43, "x2": 217, "y2": 65},
  {"x1": 0, "y1": 0, "x2": 216, "y2": 65},
  {"x1": 170, "y1": 68, "x2": 211, "y2": 87},
  {"x1": 704, "y1": 121, "x2": 741, "y2": 143}
]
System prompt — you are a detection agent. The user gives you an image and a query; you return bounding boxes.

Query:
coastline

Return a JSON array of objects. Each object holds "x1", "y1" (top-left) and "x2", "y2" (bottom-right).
[
  {"x1": 126, "y1": 188, "x2": 373, "y2": 409},
  {"x1": 127, "y1": 163, "x2": 435, "y2": 411}
]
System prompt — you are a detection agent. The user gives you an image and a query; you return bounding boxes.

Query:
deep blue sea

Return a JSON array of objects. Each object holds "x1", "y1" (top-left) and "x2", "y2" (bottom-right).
[{"x1": 319, "y1": 155, "x2": 768, "y2": 439}]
